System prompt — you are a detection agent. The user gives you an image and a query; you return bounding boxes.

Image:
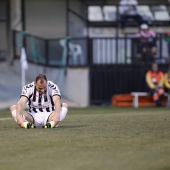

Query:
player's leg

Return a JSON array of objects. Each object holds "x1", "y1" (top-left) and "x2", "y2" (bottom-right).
[
  {"x1": 10, "y1": 105, "x2": 18, "y2": 122},
  {"x1": 10, "y1": 105, "x2": 34, "y2": 123},
  {"x1": 158, "y1": 87, "x2": 165, "y2": 103},
  {"x1": 48, "y1": 102, "x2": 68, "y2": 122},
  {"x1": 152, "y1": 90, "x2": 162, "y2": 106},
  {"x1": 45, "y1": 103, "x2": 69, "y2": 128},
  {"x1": 60, "y1": 103, "x2": 69, "y2": 121}
]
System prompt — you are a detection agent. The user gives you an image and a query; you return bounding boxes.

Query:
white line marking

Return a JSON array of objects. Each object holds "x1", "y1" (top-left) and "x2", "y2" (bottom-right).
[{"x1": 0, "y1": 118, "x2": 12, "y2": 121}]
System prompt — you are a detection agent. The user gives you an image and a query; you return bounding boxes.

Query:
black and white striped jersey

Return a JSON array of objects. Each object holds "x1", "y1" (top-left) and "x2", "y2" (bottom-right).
[{"x1": 21, "y1": 81, "x2": 61, "y2": 113}]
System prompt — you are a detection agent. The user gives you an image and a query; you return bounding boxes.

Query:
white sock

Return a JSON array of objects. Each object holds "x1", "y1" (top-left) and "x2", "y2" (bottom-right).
[
  {"x1": 11, "y1": 110, "x2": 17, "y2": 122},
  {"x1": 60, "y1": 107, "x2": 68, "y2": 122},
  {"x1": 11, "y1": 110, "x2": 25, "y2": 122},
  {"x1": 54, "y1": 107, "x2": 68, "y2": 128}
]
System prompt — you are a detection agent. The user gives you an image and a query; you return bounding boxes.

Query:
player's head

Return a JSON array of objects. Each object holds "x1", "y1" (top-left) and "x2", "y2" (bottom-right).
[
  {"x1": 151, "y1": 63, "x2": 158, "y2": 73},
  {"x1": 34, "y1": 74, "x2": 47, "y2": 94}
]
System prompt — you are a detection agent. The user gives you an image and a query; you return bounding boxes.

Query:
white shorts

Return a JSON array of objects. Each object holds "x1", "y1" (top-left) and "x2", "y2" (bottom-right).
[
  {"x1": 29, "y1": 107, "x2": 67, "y2": 127},
  {"x1": 29, "y1": 111, "x2": 51, "y2": 127}
]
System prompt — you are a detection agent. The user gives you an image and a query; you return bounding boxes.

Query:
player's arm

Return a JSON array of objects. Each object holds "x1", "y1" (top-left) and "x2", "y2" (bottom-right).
[
  {"x1": 164, "y1": 74, "x2": 170, "y2": 89},
  {"x1": 16, "y1": 96, "x2": 28, "y2": 127},
  {"x1": 158, "y1": 73, "x2": 164, "y2": 87},
  {"x1": 146, "y1": 72, "x2": 155, "y2": 89},
  {"x1": 52, "y1": 95, "x2": 61, "y2": 126}
]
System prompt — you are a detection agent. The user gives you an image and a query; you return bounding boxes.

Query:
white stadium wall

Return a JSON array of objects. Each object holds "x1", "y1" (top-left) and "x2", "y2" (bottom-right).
[
  {"x1": 12, "y1": 60, "x2": 89, "y2": 107},
  {"x1": 25, "y1": 0, "x2": 66, "y2": 38},
  {"x1": 62, "y1": 68, "x2": 89, "y2": 107},
  {"x1": 10, "y1": 0, "x2": 66, "y2": 38}
]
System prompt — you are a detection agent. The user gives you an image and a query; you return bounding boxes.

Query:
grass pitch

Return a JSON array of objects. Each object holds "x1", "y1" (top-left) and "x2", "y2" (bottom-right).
[{"x1": 0, "y1": 107, "x2": 170, "y2": 170}]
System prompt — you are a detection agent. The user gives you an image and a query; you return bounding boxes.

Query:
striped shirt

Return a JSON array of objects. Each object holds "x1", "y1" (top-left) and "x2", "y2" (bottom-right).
[{"x1": 21, "y1": 81, "x2": 61, "y2": 113}]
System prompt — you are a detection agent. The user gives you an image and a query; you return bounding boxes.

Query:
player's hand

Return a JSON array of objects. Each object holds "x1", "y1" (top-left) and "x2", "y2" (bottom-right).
[
  {"x1": 52, "y1": 113, "x2": 60, "y2": 126},
  {"x1": 16, "y1": 116, "x2": 25, "y2": 127}
]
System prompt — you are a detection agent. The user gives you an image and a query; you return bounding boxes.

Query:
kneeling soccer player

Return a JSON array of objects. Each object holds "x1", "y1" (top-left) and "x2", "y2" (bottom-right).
[{"x1": 10, "y1": 74, "x2": 68, "y2": 128}]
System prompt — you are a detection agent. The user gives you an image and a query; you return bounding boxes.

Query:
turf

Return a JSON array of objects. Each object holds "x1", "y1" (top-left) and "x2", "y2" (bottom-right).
[{"x1": 0, "y1": 107, "x2": 170, "y2": 170}]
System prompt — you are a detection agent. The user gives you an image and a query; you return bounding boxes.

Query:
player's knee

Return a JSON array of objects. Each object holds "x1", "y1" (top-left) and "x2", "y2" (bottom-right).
[
  {"x1": 62, "y1": 103, "x2": 69, "y2": 109},
  {"x1": 10, "y1": 105, "x2": 17, "y2": 112}
]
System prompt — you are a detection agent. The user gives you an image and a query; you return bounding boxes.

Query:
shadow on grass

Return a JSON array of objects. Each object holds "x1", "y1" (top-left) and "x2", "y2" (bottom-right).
[{"x1": 57, "y1": 125, "x2": 85, "y2": 129}]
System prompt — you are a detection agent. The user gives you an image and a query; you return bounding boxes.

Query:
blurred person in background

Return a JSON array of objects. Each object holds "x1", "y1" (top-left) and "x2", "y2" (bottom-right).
[
  {"x1": 164, "y1": 66, "x2": 170, "y2": 93},
  {"x1": 119, "y1": 0, "x2": 144, "y2": 34},
  {"x1": 164, "y1": 66, "x2": 170, "y2": 106},
  {"x1": 10, "y1": 74, "x2": 68, "y2": 128},
  {"x1": 135, "y1": 23, "x2": 157, "y2": 63},
  {"x1": 146, "y1": 63, "x2": 165, "y2": 106},
  {"x1": 163, "y1": 31, "x2": 170, "y2": 61}
]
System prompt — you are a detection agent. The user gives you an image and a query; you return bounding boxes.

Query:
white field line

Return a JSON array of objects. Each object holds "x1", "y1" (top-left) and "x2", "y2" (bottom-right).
[{"x1": 0, "y1": 118, "x2": 12, "y2": 121}]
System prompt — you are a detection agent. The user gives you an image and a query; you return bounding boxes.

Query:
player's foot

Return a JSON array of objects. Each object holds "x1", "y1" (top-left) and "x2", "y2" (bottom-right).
[
  {"x1": 31, "y1": 124, "x2": 36, "y2": 128},
  {"x1": 23, "y1": 122, "x2": 36, "y2": 129},
  {"x1": 23, "y1": 122, "x2": 32, "y2": 129},
  {"x1": 43, "y1": 121, "x2": 55, "y2": 128}
]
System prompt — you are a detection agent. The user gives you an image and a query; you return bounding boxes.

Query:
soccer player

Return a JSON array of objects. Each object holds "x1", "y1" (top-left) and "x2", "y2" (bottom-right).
[
  {"x1": 146, "y1": 63, "x2": 165, "y2": 106},
  {"x1": 10, "y1": 74, "x2": 68, "y2": 128}
]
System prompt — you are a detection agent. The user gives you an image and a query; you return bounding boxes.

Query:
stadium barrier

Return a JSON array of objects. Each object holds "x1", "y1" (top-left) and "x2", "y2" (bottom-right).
[{"x1": 13, "y1": 30, "x2": 170, "y2": 66}]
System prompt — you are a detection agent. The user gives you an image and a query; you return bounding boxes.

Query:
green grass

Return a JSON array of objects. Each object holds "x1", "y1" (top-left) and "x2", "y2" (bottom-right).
[{"x1": 0, "y1": 107, "x2": 170, "y2": 170}]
